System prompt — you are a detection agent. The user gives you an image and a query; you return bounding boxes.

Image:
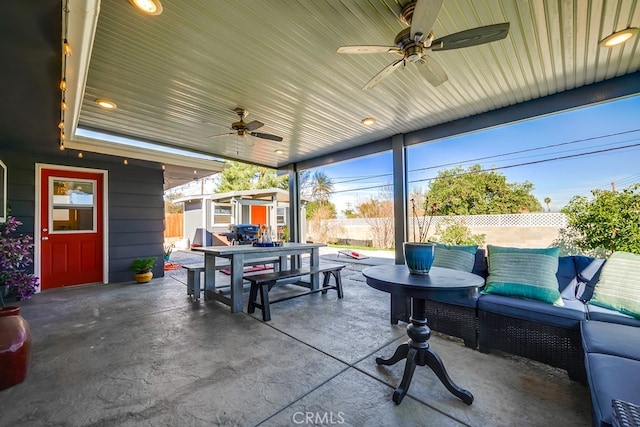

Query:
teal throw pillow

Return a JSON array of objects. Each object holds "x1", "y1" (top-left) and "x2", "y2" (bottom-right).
[
  {"x1": 483, "y1": 245, "x2": 563, "y2": 306},
  {"x1": 432, "y1": 243, "x2": 478, "y2": 273},
  {"x1": 588, "y1": 251, "x2": 640, "y2": 319}
]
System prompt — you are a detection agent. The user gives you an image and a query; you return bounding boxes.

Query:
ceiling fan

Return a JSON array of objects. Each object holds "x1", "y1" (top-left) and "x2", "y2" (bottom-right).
[
  {"x1": 208, "y1": 108, "x2": 283, "y2": 143},
  {"x1": 337, "y1": 0, "x2": 509, "y2": 90}
]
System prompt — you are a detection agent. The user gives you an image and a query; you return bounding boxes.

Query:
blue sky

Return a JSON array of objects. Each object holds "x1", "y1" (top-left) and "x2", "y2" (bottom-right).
[{"x1": 317, "y1": 94, "x2": 640, "y2": 215}]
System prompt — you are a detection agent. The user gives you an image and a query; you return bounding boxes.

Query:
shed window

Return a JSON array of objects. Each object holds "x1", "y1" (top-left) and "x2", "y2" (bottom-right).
[{"x1": 213, "y1": 204, "x2": 231, "y2": 224}]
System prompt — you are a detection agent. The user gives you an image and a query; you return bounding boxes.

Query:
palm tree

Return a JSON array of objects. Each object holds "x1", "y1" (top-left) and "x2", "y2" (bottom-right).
[
  {"x1": 310, "y1": 171, "x2": 334, "y2": 202},
  {"x1": 544, "y1": 197, "x2": 551, "y2": 212}
]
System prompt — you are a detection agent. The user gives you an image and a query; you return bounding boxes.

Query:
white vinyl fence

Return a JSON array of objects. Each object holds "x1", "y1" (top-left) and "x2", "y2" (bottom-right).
[{"x1": 311, "y1": 213, "x2": 568, "y2": 249}]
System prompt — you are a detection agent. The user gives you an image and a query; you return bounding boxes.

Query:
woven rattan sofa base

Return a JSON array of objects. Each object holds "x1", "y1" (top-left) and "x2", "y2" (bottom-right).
[
  {"x1": 478, "y1": 310, "x2": 587, "y2": 383},
  {"x1": 391, "y1": 296, "x2": 478, "y2": 349},
  {"x1": 425, "y1": 300, "x2": 478, "y2": 349}
]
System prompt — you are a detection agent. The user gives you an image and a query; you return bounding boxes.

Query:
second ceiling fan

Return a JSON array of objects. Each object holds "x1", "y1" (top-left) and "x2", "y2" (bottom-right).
[
  {"x1": 337, "y1": 0, "x2": 509, "y2": 90},
  {"x1": 208, "y1": 108, "x2": 283, "y2": 144}
]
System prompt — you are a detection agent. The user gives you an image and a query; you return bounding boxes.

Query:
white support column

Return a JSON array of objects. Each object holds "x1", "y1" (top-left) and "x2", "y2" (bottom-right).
[{"x1": 270, "y1": 194, "x2": 277, "y2": 235}]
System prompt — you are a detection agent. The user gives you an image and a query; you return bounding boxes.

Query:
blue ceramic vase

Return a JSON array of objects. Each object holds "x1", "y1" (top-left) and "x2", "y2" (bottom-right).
[{"x1": 404, "y1": 242, "x2": 436, "y2": 275}]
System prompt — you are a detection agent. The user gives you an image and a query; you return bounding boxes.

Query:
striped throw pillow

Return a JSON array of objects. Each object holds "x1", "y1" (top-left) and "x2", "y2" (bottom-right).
[
  {"x1": 432, "y1": 243, "x2": 478, "y2": 272},
  {"x1": 589, "y1": 251, "x2": 640, "y2": 319},
  {"x1": 483, "y1": 245, "x2": 563, "y2": 306}
]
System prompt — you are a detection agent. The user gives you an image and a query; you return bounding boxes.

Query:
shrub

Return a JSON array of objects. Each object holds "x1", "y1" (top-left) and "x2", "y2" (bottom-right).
[
  {"x1": 434, "y1": 219, "x2": 486, "y2": 246},
  {"x1": 0, "y1": 216, "x2": 39, "y2": 301},
  {"x1": 561, "y1": 183, "x2": 640, "y2": 256}
]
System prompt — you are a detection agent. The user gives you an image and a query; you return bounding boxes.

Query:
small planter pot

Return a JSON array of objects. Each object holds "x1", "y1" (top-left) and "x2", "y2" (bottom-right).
[
  {"x1": 0, "y1": 306, "x2": 32, "y2": 390},
  {"x1": 404, "y1": 242, "x2": 436, "y2": 275},
  {"x1": 134, "y1": 272, "x2": 153, "y2": 283}
]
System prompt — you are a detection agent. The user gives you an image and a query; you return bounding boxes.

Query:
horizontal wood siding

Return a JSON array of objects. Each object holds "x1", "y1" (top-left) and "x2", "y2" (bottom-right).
[
  {"x1": 109, "y1": 163, "x2": 165, "y2": 283},
  {"x1": 0, "y1": 147, "x2": 166, "y2": 285},
  {"x1": 1, "y1": 151, "x2": 37, "y2": 274}
]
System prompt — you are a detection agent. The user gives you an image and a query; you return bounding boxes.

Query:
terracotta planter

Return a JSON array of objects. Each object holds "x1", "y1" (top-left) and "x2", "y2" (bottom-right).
[
  {"x1": 0, "y1": 306, "x2": 32, "y2": 390},
  {"x1": 404, "y1": 242, "x2": 436, "y2": 275},
  {"x1": 134, "y1": 272, "x2": 153, "y2": 283}
]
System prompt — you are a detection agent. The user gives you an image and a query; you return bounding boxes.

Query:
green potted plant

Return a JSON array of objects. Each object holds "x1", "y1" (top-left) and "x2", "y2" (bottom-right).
[
  {"x1": 163, "y1": 244, "x2": 174, "y2": 261},
  {"x1": 130, "y1": 257, "x2": 157, "y2": 283}
]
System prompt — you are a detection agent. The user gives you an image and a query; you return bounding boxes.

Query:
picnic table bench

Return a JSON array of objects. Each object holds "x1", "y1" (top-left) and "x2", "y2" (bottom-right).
[
  {"x1": 245, "y1": 263, "x2": 345, "y2": 321},
  {"x1": 183, "y1": 256, "x2": 280, "y2": 300}
]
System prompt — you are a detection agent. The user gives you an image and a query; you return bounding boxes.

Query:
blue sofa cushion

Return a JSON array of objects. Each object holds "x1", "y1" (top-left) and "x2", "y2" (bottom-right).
[
  {"x1": 478, "y1": 293, "x2": 586, "y2": 328},
  {"x1": 585, "y1": 353, "x2": 640, "y2": 427},
  {"x1": 484, "y1": 245, "x2": 563, "y2": 305},
  {"x1": 588, "y1": 251, "x2": 640, "y2": 319},
  {"x1": 557, "y1": 256, "x2": 579, "y2": 300},
  {"x1": 581, "y1": 320, "x2": 640, "y2": 360},
  {"x1": 574, "y1": 255, "x2": 606, "y2": 302},
  {"x1": 587, "y1": 304, "x2": 640, "y2": 327},
  {"x1": 471, "y1": 248, "x2": 488, "y2": 279},
  {"x1": 432, "y1": 243, "x2": 477, "y2": 272}
]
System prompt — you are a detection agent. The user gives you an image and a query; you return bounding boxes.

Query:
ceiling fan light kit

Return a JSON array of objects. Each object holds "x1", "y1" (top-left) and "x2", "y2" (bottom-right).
[{"x1": 337, "y1": 0, "x2": 510, "y2": 90}]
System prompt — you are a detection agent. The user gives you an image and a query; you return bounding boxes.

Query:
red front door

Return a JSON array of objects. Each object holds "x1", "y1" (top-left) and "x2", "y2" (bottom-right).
[{"x1": 39, "y1": 168, "x2": 104, "y2": 289}]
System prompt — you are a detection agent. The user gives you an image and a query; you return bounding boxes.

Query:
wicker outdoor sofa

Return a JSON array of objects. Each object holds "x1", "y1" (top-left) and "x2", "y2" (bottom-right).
[{"x1": 389, "y1": 249, "x2": 640, "y2": 427}]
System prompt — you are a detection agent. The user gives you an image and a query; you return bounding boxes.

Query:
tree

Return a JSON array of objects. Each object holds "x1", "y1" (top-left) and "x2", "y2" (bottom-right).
[
  {"x1": 305, "y1": 170, "x2": 337, "y2": 220},
  {"x1": 425, "y1": 164, "x2": 542, "y2": 215},
  {"x1": 356, "y1": 186, "x2": 394, "y2": 248},
  {"x1": 307, "y1": 203, "x2": 341, "y2": 243},
  {"x1": 544, "y1": 197, "x2": 551, "y2": 212},
  {"x1": 306, "y1": 200, "x2": 337, "y2": 220},
  {"x1": 342, "y1": 209, "x2": 358, "y2": 218},
  {"x1": 216, "y1": 161, "x2": 288, "y2": 192},
  {"x1": 164, "y1": 192, "x2": 184, "y2": 214},
  {"x1": 309, "y1": 170, "x2": 333, "y2": 202},
  {"x1": 561, "y1": 183, "x2": 640, "y2": 256}
]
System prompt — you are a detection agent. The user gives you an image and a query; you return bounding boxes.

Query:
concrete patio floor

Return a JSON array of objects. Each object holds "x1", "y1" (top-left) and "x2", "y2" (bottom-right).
[{"x1": 1, "y1": 249, "x2": 592, "y2": 426}]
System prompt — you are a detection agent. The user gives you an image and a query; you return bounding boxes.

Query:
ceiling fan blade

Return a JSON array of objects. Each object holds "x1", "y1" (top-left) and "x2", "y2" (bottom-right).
[
  {"x1": 207, "y1": 131, "x2": 234, "y2": 139},
  {"x1": 244, "y1": 120, "x2": 264, "y2": 131},
  {"x1": 410, "y1": 0, "x2": 443, "y2": 40},
  {"x1": 338, "y1": 45, "x2": 400, "y2": 54},
  {"x1": 250, "y1": 132, "x2": 283, "y2": 142},
  {"x1": 362, "y1": 58, "x2": 404, "y2": 90},
  {"x1": 417, "y1": 56, "x2": 448, "y2": 86},
  {"x1": 432, "y1": 23, "x2": 510, "y2": 51}
]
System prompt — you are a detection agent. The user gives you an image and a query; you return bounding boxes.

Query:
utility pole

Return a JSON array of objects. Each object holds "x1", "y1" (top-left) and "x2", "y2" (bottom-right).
[{"x1": 611, "y1": 182, "x2": 616, "y2": 192}]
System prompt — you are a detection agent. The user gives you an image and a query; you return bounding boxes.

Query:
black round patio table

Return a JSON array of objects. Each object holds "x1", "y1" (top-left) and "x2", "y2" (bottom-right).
[{"x1": 362, "y1": 265, "x2": 484, "y2": 405}]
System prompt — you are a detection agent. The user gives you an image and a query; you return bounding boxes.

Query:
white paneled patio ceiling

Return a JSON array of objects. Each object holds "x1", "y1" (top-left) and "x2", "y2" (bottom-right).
[{"x1": 65, "y1": 0, "x2": 640, "y2": 172}]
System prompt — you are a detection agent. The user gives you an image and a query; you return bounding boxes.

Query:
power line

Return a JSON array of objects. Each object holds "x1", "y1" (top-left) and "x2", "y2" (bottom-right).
[
  {"x1": 329, "y1": 128, "x2": 640, "y2": 187},
  {"x1": 328, "y1": 141, "x2": 640, "y2": 195},
  {"x1": 408, "y1": 128, "x2": 640, "y2": 174}
]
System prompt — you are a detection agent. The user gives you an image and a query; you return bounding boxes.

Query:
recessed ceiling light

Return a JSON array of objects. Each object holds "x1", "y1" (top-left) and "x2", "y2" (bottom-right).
[
  {"x1": 274, "y1": 149, "x2": 284, "y2": 154},
  {"x1": 599, "y1": 28, "x2": 638, "y2": 47},
  {"x1": 96, "y1": 99, "x2": 117, "y2": 110},
  {"x1": 361, "y1": 117, "x2": 377, "y2": 126},
  {"x1": 128, "y1": 0, "x2": 163, "y2": 16}
]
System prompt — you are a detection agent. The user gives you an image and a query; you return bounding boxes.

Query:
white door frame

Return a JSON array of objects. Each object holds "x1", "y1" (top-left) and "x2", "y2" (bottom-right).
[{"x1": 34, "y1": 163, "x2": 109, "y2": 290}]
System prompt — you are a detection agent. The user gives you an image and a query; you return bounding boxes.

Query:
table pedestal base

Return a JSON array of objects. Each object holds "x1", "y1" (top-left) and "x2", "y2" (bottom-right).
[{"x1": 376, "y1": 299, "x2": 474, "y2": 405}]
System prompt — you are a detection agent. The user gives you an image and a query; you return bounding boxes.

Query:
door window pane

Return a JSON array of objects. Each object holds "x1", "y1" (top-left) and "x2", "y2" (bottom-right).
[{"x1": 51, "y1": 179, "x2": 96, "y2": 232}]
